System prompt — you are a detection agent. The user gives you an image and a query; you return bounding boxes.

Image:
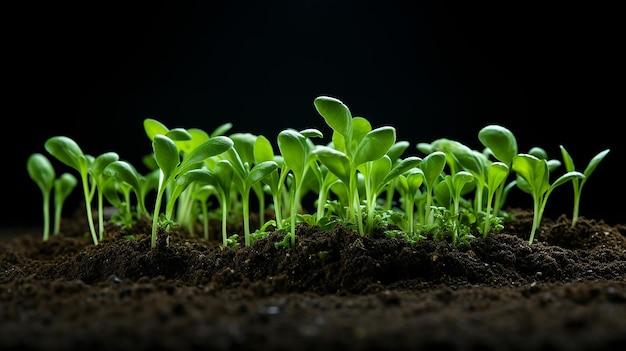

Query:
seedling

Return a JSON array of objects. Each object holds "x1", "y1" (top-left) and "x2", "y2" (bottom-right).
[
  {"x1": 221, "y1": 136, "x2": 278, "y2": 247},
  {"x1": 512, "y1": 153, "x2": 585, "y2": 244},
  {"x1": 313, "y1": 96, "x2": 397, "y2": 235},
  {"x1": 53, "y1": 173, "x2": 78, "y2": 234},
  {"x1": 27, "y1": 153, "x2": 56, "y2": 241},
  {"x1": 559, "y1": 146, "x2": 610, "y2": 227},
  {"x1": 149, "y1": 132, "x2": 234, "y2": 248},
  {"x1": 44, "y1": 136, "x2": 100, "y2": 245}
]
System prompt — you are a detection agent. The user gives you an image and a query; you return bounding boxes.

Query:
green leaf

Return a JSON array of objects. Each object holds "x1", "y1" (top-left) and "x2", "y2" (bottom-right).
[
  {"x1": 387, "y1": 141, "x2": 410, "y2": 162},
  {"x1": 214, "y1": 160, "x2": 234, "y2": 196},
  {"x1": 176, "y1": 128, "x2": 210, "y2": 154},
  {"x1": 377, "y1": 156, "x2": 422, "y2": 194},
  {"x1": 299, "y1": 128, "x2": 323, "y2": 139},
  {"x1": 103, "y1": 160, "x2": 142, "y2": 195},
  {"x1": 230, "y1": 133, "x2": 258, "y2": 166},
  {"x1": 44, "y1": 136, "x2": 89, "y2": 174},
  {"x1": 487, "y1": 162, "x2": 509, "y2": 190},
  {"x1": 278, "y1": 129, "x2": 307, "y2": 176},
  {"x1": 583, "y1": 149, "x2": 610, "y2": 180},
  {"x1": 143, "y1": 118, "x2": 169, "y2": 141},
  {"x1": 247, "y1": 161, "x2": 278, "y2": 186},
  {"x1": 254, "y1": 134, "x2": 275, "y2": 163},
  {"x1": 478, "y1": 125, "x2": 518, "y2": 165},
  {"x1": 314, "y1": 146, "x2": 351, "y2": 185},
  {"x1": 368, "y1": 155, "x2": 392, "y2": 191},
  {"x1": 512, "y1": 154, "x2": 550, "y2": 196},
  {"x1": 420, "y1": 151, "x2": 446, "y2": 188},
  {"x1": 90, "y1": 152, "x2": 120, "y2": 178},
  {"x1": 314, "y1": 96, "x2": 352, "y2": 139},
  {"x1": 353, "y1": 126, "x2": 396, "y2": 166},
  {"x1": 166, "y1": 128, "x2": 192, "y2": 141},
  {"x1": 27, "y1": 153, "x2": 56, "y2": 193},
  {"x1": 55, "y1": 173, "x2": 78, "y2": 203},
  {"x1": 210, "y1": 122, "x2": 233, "y2": 137},
  {"x1": 178, "y1": 136, "x2": 234, "y2": 175},
  {"x1": 153, "y1": 134, "x2": 180, "y2": 179}
]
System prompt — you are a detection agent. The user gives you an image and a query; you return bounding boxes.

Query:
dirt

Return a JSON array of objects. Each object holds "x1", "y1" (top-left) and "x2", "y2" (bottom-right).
[{"x1": 1, "y1": 208, "x2": 626, "y2": 351}]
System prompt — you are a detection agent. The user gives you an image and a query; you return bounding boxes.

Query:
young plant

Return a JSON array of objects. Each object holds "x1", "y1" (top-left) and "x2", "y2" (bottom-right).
[
  {"x1": 559, "y1": 146, "x2": 610, "y2": 227},
  {"x1": 253, "y1": 134, "x2": 284, "y2": 228},
  {"x1": 27, "y1": 153, "x2": 56, "y2": 241},
  {"x1": 53, "y1": 173, "x2": 78, "y2": 234},
  {"x1": 441, "y1": 170, "x2": 475, "y2": 245},
  {"x1": 395, "y1": 167, "x2": 424, "y2": 236},
  {"x1": 415, "y1": 151, "x2": 446, "y2": 226},
  {"x1": 313, "y1": 96, "x2": 396, "y2": 235},
  {"x1": 478, "y1": 124, "x2": 518, "y2": 216},
  {"x1": 512, "y1": 153, "x2": 585, "y2": 244},
  {"x1": 221, "y1": 138, "x2": 278, "y2": 247},
  {"x1": 90, "y1": 152, "x2": 121, "y2": 241},
  {"x1": 359, "y1": 154, "x2": 421, "y2": 234},
  {"x1": 275, "y1": 128, "x2": 323, "y2": 247},
  {"x1": 44, "y1": 136, "x2": 100, "y2": 245},
  {"x1": 481, "y1": 161, "x2": 509, "y2": 237},
  {"x1": 149, "y1": 133, "x2": 234, "y2": 248},
  {"x1": 102, "y1": 160, "x2": 151, "y2": 226}
]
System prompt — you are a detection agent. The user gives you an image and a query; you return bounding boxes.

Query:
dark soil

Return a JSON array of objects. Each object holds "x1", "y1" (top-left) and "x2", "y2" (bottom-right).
[{"x1": 1, "y1": 208, "x2": 626, "y2": 351}]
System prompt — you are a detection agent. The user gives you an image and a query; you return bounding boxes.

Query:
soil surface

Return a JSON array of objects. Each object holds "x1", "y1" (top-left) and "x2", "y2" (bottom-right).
[{"x1": 1, "y1": 208, "x2": 626, "y2": 351}]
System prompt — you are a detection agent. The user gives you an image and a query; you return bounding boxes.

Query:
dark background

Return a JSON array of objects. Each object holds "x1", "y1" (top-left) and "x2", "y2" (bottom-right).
[{"x1": 5, "y1": 1, "x2": 622, "y2": 229}]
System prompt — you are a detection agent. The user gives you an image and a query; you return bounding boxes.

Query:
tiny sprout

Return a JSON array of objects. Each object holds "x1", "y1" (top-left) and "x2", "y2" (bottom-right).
[
  {"x1": 53, "y1": 173, "x2": 78, "y2": 234},
  {"x1": 150, "y1": 133, "x2": 234, "y2": 248},
  {"x1": 44, "y1": 136, "x2": 100, "y2": 245},
  {"x1": 27, "y1": 153, "x2": 56, "y2": 241},
  {"x1": 512, "y1": 153, "x2": 585, "y2": 244},
  {"x1": 559, "y1": 146, "x2": 610, "y2": 226}
]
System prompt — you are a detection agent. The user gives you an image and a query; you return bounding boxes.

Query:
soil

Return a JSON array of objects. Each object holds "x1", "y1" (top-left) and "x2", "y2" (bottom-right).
[{"x1": 1, "y1": 208, "x2": 626, "y2": 351}]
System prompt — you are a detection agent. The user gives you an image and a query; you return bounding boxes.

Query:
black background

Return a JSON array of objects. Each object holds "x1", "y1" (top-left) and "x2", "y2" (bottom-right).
[{"x1": 5, "y1": 1, "x2": 622, "y2": 229}]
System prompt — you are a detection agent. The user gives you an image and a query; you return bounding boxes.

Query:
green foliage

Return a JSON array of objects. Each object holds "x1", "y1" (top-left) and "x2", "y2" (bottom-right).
[{"x1": 26, "y1": 96, "x2": 607, "y2": 250}]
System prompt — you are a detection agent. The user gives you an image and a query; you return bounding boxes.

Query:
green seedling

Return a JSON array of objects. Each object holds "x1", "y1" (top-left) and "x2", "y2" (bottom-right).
[
  {"x1": 481, "y1": 161, "x2": 509, "y2": 237},
  {"x1": 44, "y1": 136, "x2": 100, "y2": 245},
  {"x1": 416, "y1": 151, "x2": 446, "y2": 225},
  {"x1": 103, "y1": 160, "x2": 151, "y2": 226},
  {"x1": 442, "y1": 170, "x2": 475, "y2": 245},
  {"x1": 359, "y1": 154, "x2": 421, "y2": 234},
  {"x1": 90, "y1": 152, "x2": 120, "y2": 241},
  {"x1": 150, "y1": 133, "x2": 234, "y2": 248},
  {"x1": 53, "y1": 173, "x2": 78, "y2": 234},
  {"x1": 559, "y1": 146, "x2": 610, "y2": 227},
  {"x1": 27, "y1": 153, "x2": 56, "y2": 241},
  {"x1": 313, "y1": 96, "x2": 396, "y2": 235},
  {"x1": 512, "y1": 153, "x2": 585, "y2": 244},
  {"x1": 221, "y1": 139, "x2": 278, "y2": 247},
  {"x1": 381, "y1": 140, "x2": 411, "y2": 211},
  {"x1": 478, "y1": 124, "x2": 517, "y2": 216},
  {"x1": 395, "y1": 167, "x2": 424, "y2": 236},
  {"x1": 276, "y1": 128, "x2": 322, "y2": 247},
  {"x1": 253, "y1": 134, "x2": 285, "y2": 228}
]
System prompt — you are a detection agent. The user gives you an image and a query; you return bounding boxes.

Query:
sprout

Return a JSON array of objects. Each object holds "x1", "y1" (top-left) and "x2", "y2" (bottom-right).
[
  {"x1": 512, "y1": 153, "x2": 585, "y2": 244},
  {"x1": 44, "y1": 136, "x2": 100, "y2": 245},
  {"x1": 559, "y1": 146, "x2": 610, "y2": 227},
  {"x1": 53, "y1": 173, "x2": 78, "y2": 235},
  {"x1": 313, "y1": 96, "x2": 397, "y2": 235},
  {"x1": 27, "y1": 153, "x2": 56, "y2": 241},
  {"x1": 150, "y1": 133, "x2": 234, "y2": 248}
]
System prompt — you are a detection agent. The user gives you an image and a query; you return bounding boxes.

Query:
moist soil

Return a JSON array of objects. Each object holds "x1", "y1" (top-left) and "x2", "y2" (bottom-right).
[{"x1": 1, "y1": 208, "x2": 626, "y2": 351}]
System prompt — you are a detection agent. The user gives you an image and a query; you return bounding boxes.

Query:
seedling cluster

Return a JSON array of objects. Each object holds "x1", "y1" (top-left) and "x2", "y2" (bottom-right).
[{"x1": 27, "y1": 96, "x2": 609, "y2": 248}]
